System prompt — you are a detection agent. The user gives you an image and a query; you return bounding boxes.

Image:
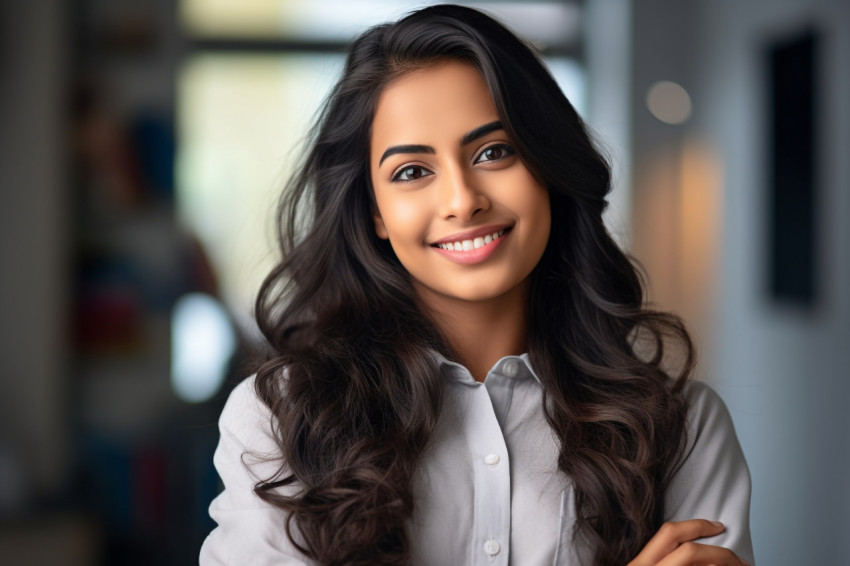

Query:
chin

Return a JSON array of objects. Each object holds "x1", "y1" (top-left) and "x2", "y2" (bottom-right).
[{"x1": 435, "y1": 279, "x2": 527, "y2": 304}]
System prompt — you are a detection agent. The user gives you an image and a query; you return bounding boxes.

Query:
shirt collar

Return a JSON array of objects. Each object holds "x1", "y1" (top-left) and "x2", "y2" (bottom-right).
[{"x1": 431, "y1": 350, "x2": 542, "y2": 386}]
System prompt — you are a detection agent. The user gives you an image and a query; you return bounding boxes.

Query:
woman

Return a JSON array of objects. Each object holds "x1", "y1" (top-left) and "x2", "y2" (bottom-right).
[{"x1": 200, "y1": 5, "x2": 753, "y2": 565}]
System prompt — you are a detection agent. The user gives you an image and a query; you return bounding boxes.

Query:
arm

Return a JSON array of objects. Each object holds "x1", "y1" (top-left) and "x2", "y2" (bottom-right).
[
  {"x1": 629, "y1": 381, "x2": 755, "y2": 565},
  {"x1": 199, "y1": 376, "x2": 314, "y2": 566},
  {"x1": 665, "y1": 381, "x2": 754, "y2": 561}
]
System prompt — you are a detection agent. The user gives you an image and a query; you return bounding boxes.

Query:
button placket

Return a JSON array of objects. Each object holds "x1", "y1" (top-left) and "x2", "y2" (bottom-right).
[{"x1": 467, "y1": 383, "x2": 511, "y2": 565}]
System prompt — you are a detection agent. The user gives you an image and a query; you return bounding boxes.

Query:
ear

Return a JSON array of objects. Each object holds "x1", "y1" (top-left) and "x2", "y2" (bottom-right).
[{"x1": 373, "y1": 209, "x2": 389, "y2": 240}]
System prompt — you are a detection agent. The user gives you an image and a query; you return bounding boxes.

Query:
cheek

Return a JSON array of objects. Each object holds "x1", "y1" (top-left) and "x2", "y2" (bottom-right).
[
  {"x1": 376, "y1": 195, "x2": 429, "y2": 242},
  {"x1": 518, "y1": 182, "x2": 552, "y2": 252},
  {"x1": 506, "y1": 173, "x2": 550, "y2": 225}
]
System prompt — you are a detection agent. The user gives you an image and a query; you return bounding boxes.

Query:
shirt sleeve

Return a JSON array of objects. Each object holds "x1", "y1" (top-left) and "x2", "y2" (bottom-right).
[
  {"x1": 199, "y1": 375, "x2": 314, "y2": 565},
  {"x1": 664, "y1": 380, "x2": 755, "y2": 564}
]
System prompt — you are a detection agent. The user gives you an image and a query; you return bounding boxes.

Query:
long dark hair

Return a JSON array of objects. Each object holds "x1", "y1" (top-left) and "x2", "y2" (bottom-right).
[{"x1": 252, "y1": 5, "x2": 692, "y2": 565}]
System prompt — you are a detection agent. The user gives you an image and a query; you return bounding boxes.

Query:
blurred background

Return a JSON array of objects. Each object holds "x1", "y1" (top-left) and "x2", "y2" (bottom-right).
[{"x1": 1, "y1": 0, "x2": 847, "y2": 564}]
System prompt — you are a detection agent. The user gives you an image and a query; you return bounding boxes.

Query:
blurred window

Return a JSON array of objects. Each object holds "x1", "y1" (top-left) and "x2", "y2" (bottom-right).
[
  {"x1": 180, "y1": 0, "x2": 582, "y2": 45},
  {"x1": 177, "y1": 52, "x2": 344, "y2": 326}
]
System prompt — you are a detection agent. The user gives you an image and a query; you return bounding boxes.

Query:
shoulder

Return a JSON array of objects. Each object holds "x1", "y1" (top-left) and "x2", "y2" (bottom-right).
[
  {"x1": 214, "y1": 374, "x2": 286, "y2": 479},
  {"x1": 201, "y1": 373, "x2": 315, "y2": 565},
  {"x1": 219, "y1": 375, "x2": 272, "y2": 436},
  {"x1": 681, "y1": 379, "x2": 733, "y2": 425},
  {"x1": 679, "y1": 379, "x2": 740, "y2": 455}
]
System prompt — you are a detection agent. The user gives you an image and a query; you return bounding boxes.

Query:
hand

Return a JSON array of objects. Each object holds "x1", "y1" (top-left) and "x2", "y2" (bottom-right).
[{"x1": 626, "y1": 519, "x2": 749, "y2": 565}]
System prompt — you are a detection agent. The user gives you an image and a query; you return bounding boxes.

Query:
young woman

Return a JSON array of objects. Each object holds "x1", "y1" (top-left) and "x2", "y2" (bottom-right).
[{"x1": 200, "y1": 5, "x2": 753, "y2": 565}]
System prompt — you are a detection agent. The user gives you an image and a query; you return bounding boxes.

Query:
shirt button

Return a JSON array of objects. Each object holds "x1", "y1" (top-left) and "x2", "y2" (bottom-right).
[
  {"x1": 484, "y1": 539, "x2": 501, "y2": 556},
  {"x1": 484, "y1": 453, "x2": 500, "y2": 466},
  {"x1": 502, "y1": 360, "x2": 519, "y2": 377}
]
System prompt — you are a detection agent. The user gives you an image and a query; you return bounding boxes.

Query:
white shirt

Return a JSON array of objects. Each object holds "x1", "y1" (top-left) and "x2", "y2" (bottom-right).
[{"x1": 200, "y1": 354, "x2": 754, "y2": 565}]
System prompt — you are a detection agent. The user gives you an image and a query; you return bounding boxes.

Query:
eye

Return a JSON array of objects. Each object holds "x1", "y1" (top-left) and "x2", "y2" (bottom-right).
[
  {"x1": 391, "y1": 164, "x2": 433, "y2": 182},
  {"x1": 474, "y1": 143, "x2": 516, "y2": 164}
]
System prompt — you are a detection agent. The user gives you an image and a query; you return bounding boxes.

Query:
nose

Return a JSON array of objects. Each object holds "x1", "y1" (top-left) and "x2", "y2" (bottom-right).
[{"x1": 437, "y1": 167, "x2": 490, "y2": 221}]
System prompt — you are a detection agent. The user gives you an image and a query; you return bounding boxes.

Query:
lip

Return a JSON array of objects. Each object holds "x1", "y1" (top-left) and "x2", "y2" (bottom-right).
[
  {"x1": 429, "y1": 224, "x2": 513, "y2": 245},
  {"x1": 429, "y1": 224, "x2": 512, "y2": 265}
]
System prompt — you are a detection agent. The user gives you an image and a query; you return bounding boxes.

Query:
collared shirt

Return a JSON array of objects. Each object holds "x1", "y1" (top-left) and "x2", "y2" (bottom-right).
[{"x1": 200, "y1": 354, "x2": 754, "y2": 565}]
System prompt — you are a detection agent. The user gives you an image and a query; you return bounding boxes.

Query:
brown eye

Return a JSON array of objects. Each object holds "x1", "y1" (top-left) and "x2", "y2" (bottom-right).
[
  {"x1": 392, "y1": 165, "x2": 433, "y2": 182},
  {"x1": 474, "y1": 143, "x2": 515, "y2": 164}
]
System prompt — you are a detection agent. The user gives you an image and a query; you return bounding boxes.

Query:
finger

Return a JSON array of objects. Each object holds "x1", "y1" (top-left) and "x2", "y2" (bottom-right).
[
  {"x1": 631, "y1": 520, "x2": 726, "y2": 564},
  {"x1": 656, "y1": 541, "x2": 748, "y2": 566}
]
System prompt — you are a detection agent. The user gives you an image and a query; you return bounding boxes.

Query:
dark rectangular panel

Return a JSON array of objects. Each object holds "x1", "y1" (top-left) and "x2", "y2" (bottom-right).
[{"x1": 767, "y1": 31, "x2": 819, "y2": 306}]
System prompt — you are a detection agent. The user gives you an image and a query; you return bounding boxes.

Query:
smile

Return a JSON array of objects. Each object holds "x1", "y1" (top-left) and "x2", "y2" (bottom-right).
[
  {"x1": 433, "y1": 229, "x2": 507, "y2": 251},
  {"x1": 429, "y1": 227, "x2": 511, "y2": 265}
]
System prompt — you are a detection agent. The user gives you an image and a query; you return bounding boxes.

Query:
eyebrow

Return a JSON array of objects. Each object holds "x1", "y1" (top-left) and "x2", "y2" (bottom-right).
[
  {"x1": 378, "y1": 144, "x2": 434, "y2": 166},
  {"x1": 377, "y1": 121, "x2": 504, "y2": 166},
  {"x1": 460, "y1": 120, "x2": 503, "y2": 146}
]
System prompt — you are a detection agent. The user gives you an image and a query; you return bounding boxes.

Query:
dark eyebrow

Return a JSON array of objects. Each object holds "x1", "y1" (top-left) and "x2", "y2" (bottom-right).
[
  {"x1": 461, "y1": 121, "x2": 503, "y2": 146},
  {"x1": 377, "y1": 121, "x2": 504, "y2": 166},
  {"x1": 379, "y1": 144, "x2": 435, "y2": 166}
]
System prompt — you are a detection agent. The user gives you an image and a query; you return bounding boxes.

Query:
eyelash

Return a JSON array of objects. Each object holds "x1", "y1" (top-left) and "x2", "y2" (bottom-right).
[
  {"x1": 389, "y1": 143, "x2": 516, "y2": 183},
  {"x1": 473, "y1": 143, "x2": 515, "y2": 164},
  {"x1": 391, "y1": 164, "x2": 432, "y2": 183}
]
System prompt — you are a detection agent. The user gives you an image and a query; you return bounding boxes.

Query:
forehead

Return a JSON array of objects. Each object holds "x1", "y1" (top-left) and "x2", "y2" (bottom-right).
[{"x1": 371, "y1": 61, "x2": 499, "y2": 148}]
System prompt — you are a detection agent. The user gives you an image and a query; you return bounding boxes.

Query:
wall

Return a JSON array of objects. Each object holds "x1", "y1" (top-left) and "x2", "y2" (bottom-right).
[
  {"x1": 585, "y1": 0, "x2": 633, "y2": 246},
  {"x1": 698, "y1": 0, "x2": 850, "y2": 563},
  {"x1": 0, "y1": 0, "x2": 69, "y2": 501},
  {"x1": 632, "y1": 0, "x2": 850, "y2": 563}
]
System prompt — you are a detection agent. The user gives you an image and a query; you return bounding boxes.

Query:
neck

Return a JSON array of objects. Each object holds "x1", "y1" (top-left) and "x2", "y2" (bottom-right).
[{"x1": 417, "y1": 283, "x2": 529, "y2": 382}]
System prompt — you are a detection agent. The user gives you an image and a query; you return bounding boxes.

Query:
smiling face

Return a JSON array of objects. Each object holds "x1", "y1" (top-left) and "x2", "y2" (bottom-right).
[{"x1": 370, "y1": 60, "x2": 551, "y2": 312}]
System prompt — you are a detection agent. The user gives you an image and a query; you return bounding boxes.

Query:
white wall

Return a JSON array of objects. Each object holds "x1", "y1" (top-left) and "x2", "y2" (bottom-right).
[
  {"x1": 632, "y1": 0, "x2": 850, "y2": 563},
  {"x1": 585, "y1": 0, "x2": 633, "y2": 246},
  {"x1": 695, "y1": 1, "x2": 850, "y2": 563}
]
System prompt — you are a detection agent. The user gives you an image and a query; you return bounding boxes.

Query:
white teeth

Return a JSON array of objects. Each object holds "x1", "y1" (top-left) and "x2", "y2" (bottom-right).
[{"x1": 438, "y1": 229, "x2": 506, "y2": 252}]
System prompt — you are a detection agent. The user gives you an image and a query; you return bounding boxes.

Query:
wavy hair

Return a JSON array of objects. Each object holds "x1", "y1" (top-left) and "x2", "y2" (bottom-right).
[{"x1": 252, "y1": 5, "x2": 692, "y2": 565}]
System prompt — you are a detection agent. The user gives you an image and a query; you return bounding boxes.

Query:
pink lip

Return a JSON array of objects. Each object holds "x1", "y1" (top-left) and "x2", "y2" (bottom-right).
[
  {"x1": 429, "y1": 225, "x2": 512, "y2": 265},
  {"x1": 430, "y1": 224, "x2": 512, "y2": 245}
]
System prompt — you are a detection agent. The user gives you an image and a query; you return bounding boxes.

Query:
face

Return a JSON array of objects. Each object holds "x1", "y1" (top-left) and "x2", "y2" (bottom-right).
[{"x1": 370, "y1": 61, "x2": 551, "y2": 310}]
